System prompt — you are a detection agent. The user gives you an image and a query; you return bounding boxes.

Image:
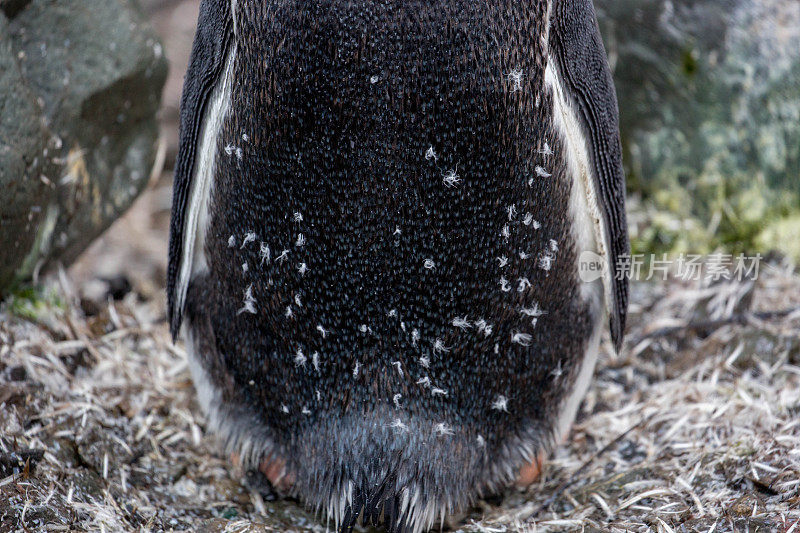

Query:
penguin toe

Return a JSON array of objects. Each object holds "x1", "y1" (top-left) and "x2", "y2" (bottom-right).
[
  {"x1": 515, "y1": 452, "x2": 546, "y2": 488},
  {"x1": 230, "y1": 452, "x2": 242, "y2": 470},
  {"x1": 243, "y1": 467, "x2": 278, "y2": 501},
  {"x1": 231, "y1": 452, "x2": 293, "y2": 494},
  {"x1": 259, "y1": 453, "x2": 295, "y2": 492}
]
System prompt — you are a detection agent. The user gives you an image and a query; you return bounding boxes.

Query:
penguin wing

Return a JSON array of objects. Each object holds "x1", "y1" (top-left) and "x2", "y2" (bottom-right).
[
  {"x1": 167, "y1": 0, "x2": 235, "y2": 339},
  {"x1": 548, "y1": 0, "x2": 630, "y2": 351}
]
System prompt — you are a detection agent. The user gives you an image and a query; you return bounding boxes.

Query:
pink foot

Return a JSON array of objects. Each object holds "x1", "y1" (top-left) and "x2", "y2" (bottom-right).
[{"x1": 516, "y1": 452, "x2": 546, "y2": 488}]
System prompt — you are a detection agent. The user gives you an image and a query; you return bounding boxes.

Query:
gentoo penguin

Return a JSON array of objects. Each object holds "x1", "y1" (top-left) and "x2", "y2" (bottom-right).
[{"x1": 167, "y1": 1, "x2": 628, "y2": 531}]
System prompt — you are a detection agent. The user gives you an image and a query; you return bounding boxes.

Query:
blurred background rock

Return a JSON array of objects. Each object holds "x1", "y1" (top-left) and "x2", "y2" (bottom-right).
[
  {"x1": 596, "y1": 0, "x2": 800, "y2": 260},
  {"x1": 1, "y1": 0, "x2": 798, "y2": 297},
  {"x1": 0, "y1": 0, "x2": 167, "y2": 296}
]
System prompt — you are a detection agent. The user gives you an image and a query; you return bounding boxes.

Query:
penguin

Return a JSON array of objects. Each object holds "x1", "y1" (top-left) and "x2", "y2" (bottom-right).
[{"x1": 167, "y1": 1, "x2": 628, "y2": 532}]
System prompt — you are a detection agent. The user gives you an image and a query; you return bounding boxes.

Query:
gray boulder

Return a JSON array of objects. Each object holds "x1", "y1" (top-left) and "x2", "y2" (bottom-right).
[
  {"x1": 596, "y1": 0, "x2": 800, "y2": 255},
  {"x1": 0, "y1": 0, "x2": 166, "y2": 294}
]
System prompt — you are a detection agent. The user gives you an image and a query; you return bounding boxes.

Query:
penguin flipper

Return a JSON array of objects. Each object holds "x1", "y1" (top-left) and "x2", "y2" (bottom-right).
[
  {"x1": 167, "y1": 0, "x2": 235, "y2": 339},
  {"x1": 548, "y1": 0, "x2": 630, "y2": 351}
]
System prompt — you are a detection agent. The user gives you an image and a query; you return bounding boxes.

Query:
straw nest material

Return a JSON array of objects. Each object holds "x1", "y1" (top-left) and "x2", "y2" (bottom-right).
[{"x1": 2, "y1": 189, "x2": 799, "y2": 532}]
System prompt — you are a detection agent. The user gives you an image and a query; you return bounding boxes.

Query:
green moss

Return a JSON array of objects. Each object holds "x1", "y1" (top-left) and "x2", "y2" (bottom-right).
[
  {"x1": 756, "y1": 215, "x2": 800, "y2": 263},
  {"x1": 220, "y1": 508, "x2": 238, "y2": 520},
  {"x1": 5, "y1": 284, "x2": 65, "y2": 321},
  {"x1": 631, "y1": 170, "x2": 800, "y2": 261},
  {"x1": 681, "y1": 48, "x2": 699, "y2": 77},
  {"x1": 732, "y1": 441, "x2": 758, "y2": 457}
]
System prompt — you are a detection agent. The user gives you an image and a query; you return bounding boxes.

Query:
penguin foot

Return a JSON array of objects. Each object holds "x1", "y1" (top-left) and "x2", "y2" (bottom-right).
[
  {"x1": 258, "y1": 453, "x2": 295, "y2": 492},
  {"x1": 515, "y1": 452, "x2": 546, "y2": 488},
  {"x1": 230, "y1": 452, "x2": 294, "y2": 494},
  {"x1": 243, "y1": 467, "x2": 278, "y2": 501}
]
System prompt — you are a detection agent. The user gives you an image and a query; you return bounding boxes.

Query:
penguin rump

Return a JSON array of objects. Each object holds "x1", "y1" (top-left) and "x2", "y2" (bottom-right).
[{"x1": 167, "y1": 0, "x2": 629, "y2": 531}]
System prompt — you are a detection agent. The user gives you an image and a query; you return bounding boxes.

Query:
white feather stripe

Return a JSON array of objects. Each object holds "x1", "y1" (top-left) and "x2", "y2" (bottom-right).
[
  {"x1": 175, "y1": 45, "x2": 237, "y2": 320},
  {"x1": 545, "y1": 54, "x2": 610, "y2": 441},
  {"x1": 545, "y1": 58, "x2": 615, "y2": 335},
  {"x1": 230, "y1": 0, "x2": 238, "y2": 36}
]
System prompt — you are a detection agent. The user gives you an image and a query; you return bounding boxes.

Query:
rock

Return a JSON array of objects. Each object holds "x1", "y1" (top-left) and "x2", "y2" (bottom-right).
[
  {"x1": 596, "y1": 0, "x2": 800, "y2": 257},
  {"x1": 0, "y1": 0, "x2": 166, "y2": 296},
  {"x1": 0, "y1": 14, "x2": 56, "y2": 293}
]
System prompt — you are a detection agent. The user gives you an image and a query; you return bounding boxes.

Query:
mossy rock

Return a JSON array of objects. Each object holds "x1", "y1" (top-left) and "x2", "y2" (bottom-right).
[
  {"x1": 596, "y1": 0, "x2": 800, "y2": 257},
  {"x1": 756, "y1": 215, "x2": 800, "y2": 263}
]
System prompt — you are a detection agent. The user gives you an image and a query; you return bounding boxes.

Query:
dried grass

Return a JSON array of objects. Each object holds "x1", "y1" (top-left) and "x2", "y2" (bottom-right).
[{"x1": 1, "y1": 189, "x2": 799, "y2": 532}]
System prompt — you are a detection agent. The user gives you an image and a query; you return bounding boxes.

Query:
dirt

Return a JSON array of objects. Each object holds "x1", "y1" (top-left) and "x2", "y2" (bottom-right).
[{"x1": 1, "y1": 184, "x2": 799, "y2": 532}]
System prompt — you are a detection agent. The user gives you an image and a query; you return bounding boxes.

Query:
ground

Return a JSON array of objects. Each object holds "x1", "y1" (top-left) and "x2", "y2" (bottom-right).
[
  {"x1": 1, "y1": 2, "x2": 799, "y2": 531},
  {"x1": 1, "y1": 183, "x2": 799, "y2": 533}
]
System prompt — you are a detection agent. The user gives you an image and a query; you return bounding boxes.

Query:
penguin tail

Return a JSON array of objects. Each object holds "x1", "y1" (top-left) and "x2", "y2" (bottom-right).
[
  {"x1": 338, "y1": 454, "x2": 404, "y2": 533},
  {"x1": 332, "y1": 454, "x2": 448, "y2": 533},
  {"x1": 293, "y1": 409, "x2": 488, "y2": 533}
]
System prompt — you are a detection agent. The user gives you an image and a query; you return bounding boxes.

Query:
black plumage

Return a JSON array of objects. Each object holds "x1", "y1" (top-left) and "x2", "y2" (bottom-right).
[{"x1": 168, "y1": 1, "x2": 628, "y2": 531}]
